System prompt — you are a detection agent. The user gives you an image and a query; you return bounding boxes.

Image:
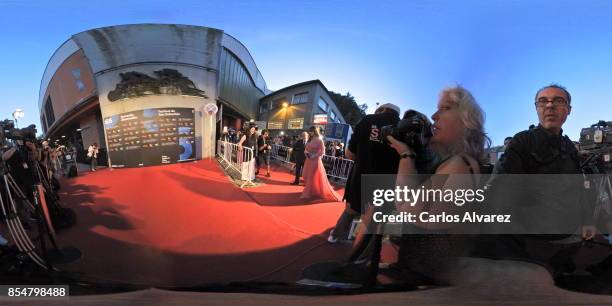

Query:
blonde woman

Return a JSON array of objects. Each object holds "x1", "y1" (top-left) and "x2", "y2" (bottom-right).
[
  {"x1": 387, "y1": 85, "x2": 490, "y2": 283},
  {"x1": 301, "y1": 126, "x2": 341, "y2": 201}
]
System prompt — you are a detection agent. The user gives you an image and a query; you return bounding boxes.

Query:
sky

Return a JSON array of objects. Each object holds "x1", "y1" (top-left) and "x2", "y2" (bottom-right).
[{"x1": 1, "y1": 0, "x2": 611, "y2": 146}]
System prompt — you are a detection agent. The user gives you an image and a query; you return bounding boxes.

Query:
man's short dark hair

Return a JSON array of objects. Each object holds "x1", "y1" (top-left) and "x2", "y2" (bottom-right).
[
  {"x1": 535, "y1": 84, "x2": 572, "y2": 105},
  {"x1": 504, "y1": 137, "x2": 512, "y2": 142}
]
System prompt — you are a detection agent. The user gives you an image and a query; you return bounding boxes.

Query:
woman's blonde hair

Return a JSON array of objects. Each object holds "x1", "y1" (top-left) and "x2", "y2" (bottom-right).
[{"x1": 440, "y1": 86, "x2": 491, "y2": 161}]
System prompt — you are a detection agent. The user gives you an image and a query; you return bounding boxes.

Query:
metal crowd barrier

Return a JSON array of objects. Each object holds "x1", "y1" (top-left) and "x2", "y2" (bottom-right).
[
  {"x1": 270, "y1": 144, "x2": 354, "y2": 181},
  {"x1": 271, "y1": 144, "x2": 293, "y2": 164},
  {"x1": 321, "y1": 154, "x2": 354, "y2": 180},
  {"x1": 216, "y1": 141, "x2": 256, "y2": 187}
]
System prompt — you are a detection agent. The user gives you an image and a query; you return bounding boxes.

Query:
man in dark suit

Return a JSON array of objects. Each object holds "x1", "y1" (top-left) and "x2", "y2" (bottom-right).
[{"x1": 291, "y1": 131, "x2": 309, "y2": 185}]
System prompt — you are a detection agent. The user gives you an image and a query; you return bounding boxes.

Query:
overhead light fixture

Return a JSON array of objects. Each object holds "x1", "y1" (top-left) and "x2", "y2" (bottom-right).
[{"x1": 12, "y1": 109, "x2": 24, "y2": 128}]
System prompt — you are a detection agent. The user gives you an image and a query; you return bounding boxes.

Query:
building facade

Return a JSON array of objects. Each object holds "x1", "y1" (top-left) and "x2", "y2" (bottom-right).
[
  {"x1": 39, "y1": 24, "x2": 268, "y2": 167},
  {"x1": 40, "y1": 24, "x2": 346, "y2": 168},
  {"x1": 258, "y1": 80, "x2": 346, "y2": 138}
]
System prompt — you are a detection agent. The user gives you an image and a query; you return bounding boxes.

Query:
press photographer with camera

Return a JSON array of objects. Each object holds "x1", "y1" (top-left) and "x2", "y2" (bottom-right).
[
  {"x1": 327, "y1": 103, "x2": 401, "y2": 243},
  {"x1": 2, "y1": 133, "x2": 40, "y2": 204},
  {"x1": 384, "y1": 86, "x2": 489, "y2": 284},
  {"x1": 257, "y1": 129, "x2": 272, "y2": 177},
  {"x1": 1, "y1": 124, "x2": 42, "y2": 229},
  {"x1": 301, "y1": 87, "x2": 488, "y2": 287}
]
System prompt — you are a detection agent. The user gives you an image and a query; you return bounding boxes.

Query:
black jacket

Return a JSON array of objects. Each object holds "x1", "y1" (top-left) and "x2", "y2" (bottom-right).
[
  {"x1": 292, "y1": 139, "x2": 307, "y2": 164},
  {"x1": 496, "y1": 125, "x2": 580, "y2": 175},
  {"x1": 490, "y1": 124, "x2": 594, "y2": 233},
  {"x1": 345, "y1": 112, "x2": 400, "y2": 212}
]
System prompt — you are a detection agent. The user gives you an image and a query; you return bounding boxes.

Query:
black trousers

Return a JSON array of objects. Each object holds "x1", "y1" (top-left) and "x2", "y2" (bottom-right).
[{"x1": 294, "y1": 161, "x2": 304, "y2": 183}]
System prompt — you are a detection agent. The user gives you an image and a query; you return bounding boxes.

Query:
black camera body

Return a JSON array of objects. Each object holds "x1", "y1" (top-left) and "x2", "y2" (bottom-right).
[
  {"x1": 3, "y1": 124, "x2": 38, "y2": 143},
  {"x1": 580, "y1": 120, "x2": 612, "y2": 150},
  {"x1": 579, "y1": 121, "x2": 612, "y2": 174},
  {"x1": 381, "y1": 109, "x2": 433, "y2": 153}
]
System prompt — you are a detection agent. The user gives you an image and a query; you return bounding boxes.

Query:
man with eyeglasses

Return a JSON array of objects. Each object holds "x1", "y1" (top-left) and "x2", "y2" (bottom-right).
[{"x1": 482, "y1": 84, "x2": 597, "y2": 277}]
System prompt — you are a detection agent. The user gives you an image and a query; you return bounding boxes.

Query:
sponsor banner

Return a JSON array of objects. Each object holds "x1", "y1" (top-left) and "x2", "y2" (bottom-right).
[{"x1": 104, "y1": 108, "x2": 196, "y2": 167}]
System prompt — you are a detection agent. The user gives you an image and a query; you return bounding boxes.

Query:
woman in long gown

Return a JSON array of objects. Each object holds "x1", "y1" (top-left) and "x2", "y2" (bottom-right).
[{"x1": 300, "y1": 126, "x2": 342, "y2": 201}]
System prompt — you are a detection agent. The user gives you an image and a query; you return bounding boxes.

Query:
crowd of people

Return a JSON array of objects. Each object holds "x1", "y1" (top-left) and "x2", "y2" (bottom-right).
[
  {"x1": 298, "y1": 84, "x2": 611, "y2": 288},
  {"x1": 0, "y1": 138, "x2": 78, "y2": 246},
  {"x1": 226, "y1": 122, "x2": 342, "y2": 201},
  {"x1": 219, "y1": 83, "x2": 609, "y2": 288}
]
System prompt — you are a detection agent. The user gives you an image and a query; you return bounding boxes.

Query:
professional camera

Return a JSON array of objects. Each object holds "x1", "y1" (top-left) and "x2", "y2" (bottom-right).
[
  {"x1": 381, "y1": 109, "x2": 433, "y2": 153},
  {"x1": 0, "y1": 119, "x2": 15, "y2": 144},
  {"x1": 580, "y1": 120, "x2": 612, "y2": 150},
  {"x1": 7, "y1": 125, "x2": 38, "y2": 142},
  {"x1": 1, "y1": 119, "x2": 37, "y2": 143},
  {"x1": 579, "y1": 120, "x2": 612, "y2": 174}
]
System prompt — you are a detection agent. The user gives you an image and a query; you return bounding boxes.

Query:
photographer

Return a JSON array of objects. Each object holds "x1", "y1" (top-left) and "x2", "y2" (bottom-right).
[
  {"x1": 385, "y1": 86, "x2": 489, "y2": 284},
  {"x1": 327, "y1": 103, "x2": 401, "y2": 243},
  {"x1": 257, "y1": 129, "x2": 272, "y2": 177},
  {"x1": 2, "y1": 140, "x2": 39, "y2": 217},
  {"x1": 87, "y1": 143, "x2": 99, "y2": 172}
]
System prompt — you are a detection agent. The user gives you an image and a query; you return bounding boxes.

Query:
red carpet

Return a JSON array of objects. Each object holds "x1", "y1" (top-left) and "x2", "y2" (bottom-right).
[{"x1": 55, "y1": 160, "x2": 351, "y2": 286}]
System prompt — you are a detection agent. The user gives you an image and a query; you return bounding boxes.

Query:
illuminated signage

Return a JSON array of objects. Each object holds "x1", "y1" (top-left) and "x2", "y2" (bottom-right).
[{"x1": 313, "y1": 114, "x2": 328, "y2": 124}]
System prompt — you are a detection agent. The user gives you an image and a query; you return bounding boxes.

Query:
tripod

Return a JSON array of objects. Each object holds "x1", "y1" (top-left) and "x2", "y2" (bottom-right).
[
  {"x1": 0, "y1": 160, "x2": 53, "y2": 270},
  {"x1": 1, "y1": 145, "x2": 81, "y2": 273}
]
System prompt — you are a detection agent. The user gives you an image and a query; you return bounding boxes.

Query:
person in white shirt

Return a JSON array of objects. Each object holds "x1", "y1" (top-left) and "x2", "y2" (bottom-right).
[{"x1": 87, "y1": 143, "x2": 99, "y2": 172}]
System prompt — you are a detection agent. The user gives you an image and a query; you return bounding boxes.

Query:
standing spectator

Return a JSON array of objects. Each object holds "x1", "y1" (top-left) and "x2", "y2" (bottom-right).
[
  {"x1": 87, "y1": 143, "x2": 99, "y2": 172},
  {"x1": 329, "y1": 141, "x2": 337, "y2": 157},
  {"x1": 238, "y1": 124, "x2": 259, "y2": 171},
  {"x1": 291, "y1": 131, "x2": 309, "y2": 185},
  {"x1": 220, "y1": 126, "x2": 231, "y2": 142},
  {"x1": 39, "y1": 140, "x2": 52, "y2": 179},
  {"x1": 282, "y1": 135, "x2": 291, "y2": 147},
  {"x1": 235, "y1": 130, "x2": 243, "y2": 144},
  {"x1": 257, "y1": 129, "x2": 273, "y2": 177},
  {"x1": 336, "y1": 143, "x2": 345, "y2": 159}
]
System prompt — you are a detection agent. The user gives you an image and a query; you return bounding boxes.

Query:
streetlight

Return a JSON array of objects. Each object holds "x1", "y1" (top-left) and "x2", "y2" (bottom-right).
[{"x1": 12, "y1": 109, "x2": 24, "y2": 128}]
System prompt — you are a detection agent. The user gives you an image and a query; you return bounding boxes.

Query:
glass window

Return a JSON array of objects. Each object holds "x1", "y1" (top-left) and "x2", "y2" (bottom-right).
[
  {"x1": 260, "y1": 102, "x2": 268, "y2": 113},
  {"x1": 330, "y1": 111, "x2": 337, "y2": 121},
  {"x1": 288, "y1": 118, "x2": 304, "y2": 130},
  {"x1": 268, "y1": 121, "x2": 284, "y2": 130},
  {"x1": 318, "y1": 97, "x2": 328, "y2": 112},
  {"x1": 44, "y1": 96, "x2": 55, "y2": 126},
  {"x1": 292, "y1": 92, "x2": 308, "y2": 104}
]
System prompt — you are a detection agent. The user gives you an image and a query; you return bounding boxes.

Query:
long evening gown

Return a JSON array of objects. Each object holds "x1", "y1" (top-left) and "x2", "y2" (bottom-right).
[{"x1": 300, "y1": 137, "x2": 341, "y2": 201}]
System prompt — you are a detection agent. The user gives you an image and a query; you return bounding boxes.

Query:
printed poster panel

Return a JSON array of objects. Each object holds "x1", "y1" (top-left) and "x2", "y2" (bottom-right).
[{"x1": 104, "y1": 108, "x2": 196, "y2": 167}]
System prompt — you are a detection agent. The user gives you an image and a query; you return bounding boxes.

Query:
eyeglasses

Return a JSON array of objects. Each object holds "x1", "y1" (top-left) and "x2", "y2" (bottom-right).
[{"x1": 534, "y1": 97, "x2": 568, "y2": 108}]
